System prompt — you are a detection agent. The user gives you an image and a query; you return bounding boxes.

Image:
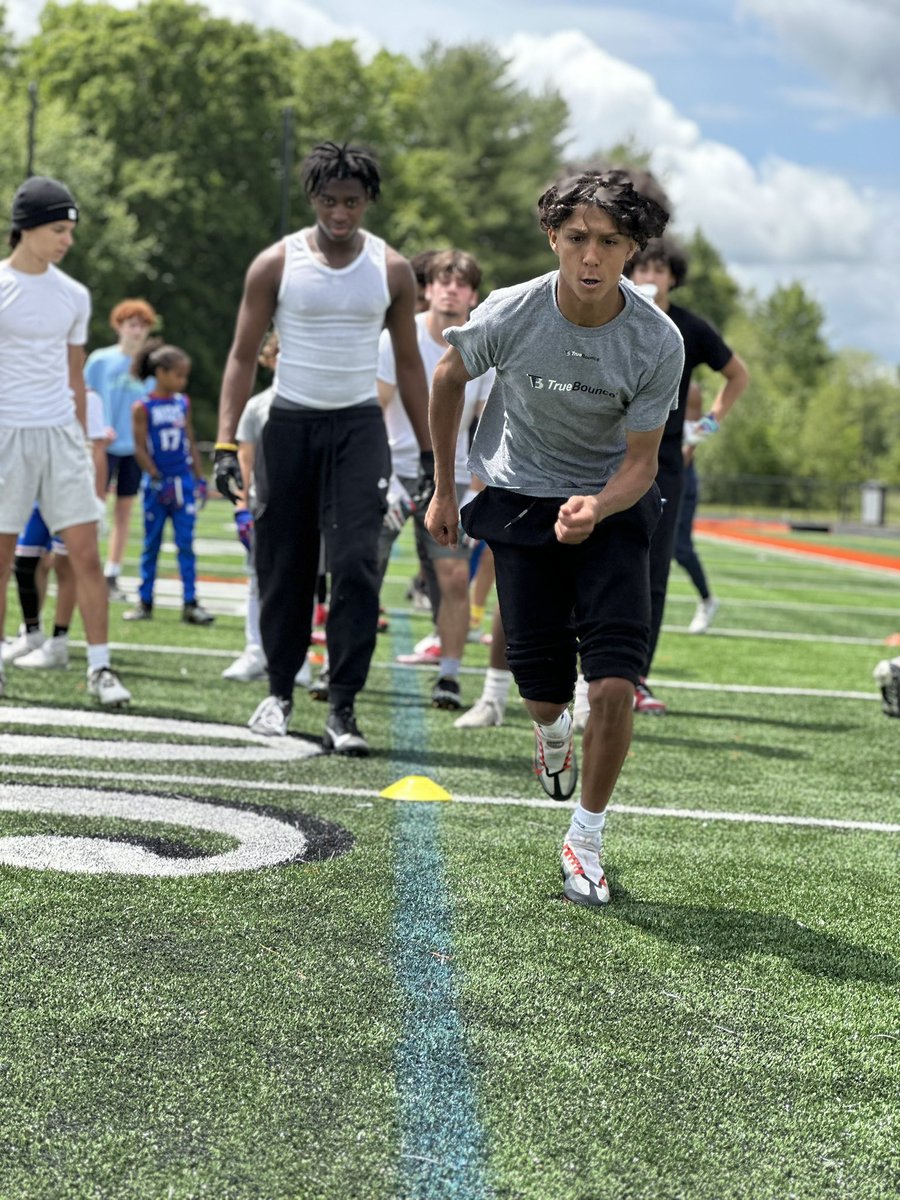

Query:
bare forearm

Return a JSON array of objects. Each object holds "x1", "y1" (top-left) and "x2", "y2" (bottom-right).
[
  {"x1": 429, "y1": 377, "x2": 465, "y2": 497},
  {"x1": 134, "y1": 447, "x2": 157, "y2": 477},
  {"x1": 216, "y1": 354, "x2": 257, "y2": 444},
  {"x1": 593, "y1": 457, "x2": 659, "y2": 522}
]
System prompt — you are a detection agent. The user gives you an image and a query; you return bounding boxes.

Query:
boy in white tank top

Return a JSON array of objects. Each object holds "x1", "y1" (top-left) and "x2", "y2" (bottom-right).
[{"x1": 214, "y1": 142, "x2": 433, "y2": 755}]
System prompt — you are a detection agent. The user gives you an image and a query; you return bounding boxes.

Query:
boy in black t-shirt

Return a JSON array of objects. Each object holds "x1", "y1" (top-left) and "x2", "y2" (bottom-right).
[{"x1": 626, "y1": 236, "x2": 750, "y2": 714}]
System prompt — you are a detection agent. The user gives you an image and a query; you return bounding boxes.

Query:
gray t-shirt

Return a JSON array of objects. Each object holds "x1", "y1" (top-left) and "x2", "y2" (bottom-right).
[{"x1": 445, "y1": 272, "x2": 684, "y2": 497}]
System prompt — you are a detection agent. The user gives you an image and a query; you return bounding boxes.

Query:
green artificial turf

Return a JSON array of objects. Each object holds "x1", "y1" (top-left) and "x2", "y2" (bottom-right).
[{"x1": 0, "y1": 506, "x2": 898, "y2": 1198}]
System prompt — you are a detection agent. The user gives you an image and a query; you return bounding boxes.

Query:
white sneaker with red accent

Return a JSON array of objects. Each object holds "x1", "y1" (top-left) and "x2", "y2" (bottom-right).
[
  {"x1": 395, "y1": 633, "x2": 441, "y2": 666},
  {"x1": 633, "y1": 679, "x2": 667, "y2": 715},
  {"x1": 533, "y1": 713, "x2": 577, "y2": 800},
  {"x1": 561, "y1": 835, "x2": 609, "y2": 906}
]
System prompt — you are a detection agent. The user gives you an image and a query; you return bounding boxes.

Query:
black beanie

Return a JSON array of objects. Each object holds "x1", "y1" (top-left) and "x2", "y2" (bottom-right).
[{"x1": 11, "y1": 176, "x2": 79, "y2": 231}]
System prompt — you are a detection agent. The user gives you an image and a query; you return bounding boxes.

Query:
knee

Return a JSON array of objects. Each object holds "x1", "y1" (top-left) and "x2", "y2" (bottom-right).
[{"x1": 588, "y1": 677, "x2": 634, "y2": 722}]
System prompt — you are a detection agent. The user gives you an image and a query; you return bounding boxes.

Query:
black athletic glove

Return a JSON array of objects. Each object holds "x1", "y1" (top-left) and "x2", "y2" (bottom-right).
[
  {"x1": 410, "y1": 449, "x2": 435, "y2": 509},
  {"x1": 214, "y1": 444, "x2": 244, "y2": 504}
]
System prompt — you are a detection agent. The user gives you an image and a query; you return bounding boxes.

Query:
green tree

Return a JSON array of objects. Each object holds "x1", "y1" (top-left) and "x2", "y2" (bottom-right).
[{"x1": 676, "y1": 230, "x2": 741, "y2": 333}]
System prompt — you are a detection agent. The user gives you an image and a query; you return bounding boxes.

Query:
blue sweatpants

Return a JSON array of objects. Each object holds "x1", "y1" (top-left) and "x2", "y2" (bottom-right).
[{"x1": 138, "y1": 474, "x2": 198, "y2": 606}]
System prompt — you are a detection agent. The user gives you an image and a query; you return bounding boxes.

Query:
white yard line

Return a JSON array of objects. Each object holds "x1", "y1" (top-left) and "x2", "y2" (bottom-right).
[{"x1": 1, "y1": 765, "x2": 896, "y2": 834}]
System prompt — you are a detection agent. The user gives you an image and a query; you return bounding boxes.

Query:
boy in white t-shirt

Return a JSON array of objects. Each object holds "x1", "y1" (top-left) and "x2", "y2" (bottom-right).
[
  {"x1": 376, "y1": 250, "x2": 494, "y2": 709},
  {"x1": 0, "y1": 175, "x2": 130, "y2": 705}
]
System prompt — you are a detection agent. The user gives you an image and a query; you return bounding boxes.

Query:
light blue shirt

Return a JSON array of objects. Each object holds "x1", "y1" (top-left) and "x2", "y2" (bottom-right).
[{"x1": 84, "y1": 344, "x2": 152, "y2": 455}]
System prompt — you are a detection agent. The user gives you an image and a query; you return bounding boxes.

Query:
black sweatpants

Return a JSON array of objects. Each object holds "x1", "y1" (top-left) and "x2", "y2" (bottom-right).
[
  {"x1": 254, "y1": 403, "x2": 390, "y2": 708},
  {"x1": 645, "y1": 455, "x2": 685, "y2": 673}
]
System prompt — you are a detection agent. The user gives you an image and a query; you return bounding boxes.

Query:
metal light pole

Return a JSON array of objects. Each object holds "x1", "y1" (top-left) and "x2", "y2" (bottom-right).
[
  {"x1": 279, "y1": 105, "x2": 294, "y2": 238},
  {"x1": 26, "y1": 82, "x2": 38, "y2": 176}
]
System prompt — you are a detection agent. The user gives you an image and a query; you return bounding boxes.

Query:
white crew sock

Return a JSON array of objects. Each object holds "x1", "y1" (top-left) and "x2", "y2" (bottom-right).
[
  {"x1": 482, "y1": 667, "x2": 512, "y2": 706},
  {"x1": 568, "y1": 802, "x2": 606, "y2": 840},
  {"x1": 86, "y1": 643, "x2": 111, "y2": 673},
  {"x1": 439, "y1": 657, "x2": 460, "y2": 679},
  {"x1": 536, "y1": 709, "x2": 572, "y2": 741},
  {"x1": 104, "y1": 562, "x2": 121, "y2": 579}
]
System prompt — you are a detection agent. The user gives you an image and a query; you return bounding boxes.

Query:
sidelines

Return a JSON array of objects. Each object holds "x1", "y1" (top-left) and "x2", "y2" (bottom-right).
[
  {"x1": 2, "y1": 766, "x2": 896, "y2": 834},
  {"x1": 58, "y1": 639, "x2": 886, "y2": 692}
]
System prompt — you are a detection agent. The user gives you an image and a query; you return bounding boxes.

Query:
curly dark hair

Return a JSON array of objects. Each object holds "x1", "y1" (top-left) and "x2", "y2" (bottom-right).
[
  {"x1": 301, "y1": 141, "x2": 381, "y2": 202},
  {"x1": 537, "y1": 170, "x2": 669, "y2": 249},
  {"x1": 625, "y1": 236, "x2": 689, "y2": 288}
]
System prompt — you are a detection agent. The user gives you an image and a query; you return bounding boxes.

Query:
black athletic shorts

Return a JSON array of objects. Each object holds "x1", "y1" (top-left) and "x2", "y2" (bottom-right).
[
  {"x1": 460, "y1": 484, "x2": 663, "y2": 701},
  {"x1": 106, "y1": 452, "x2": 142, "y2": 498}
]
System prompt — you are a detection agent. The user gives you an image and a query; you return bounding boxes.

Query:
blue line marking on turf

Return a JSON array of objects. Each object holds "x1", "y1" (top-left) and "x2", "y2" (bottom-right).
[{"x1": 389, "y1": 611, "x2": 492, "y2": 1199}]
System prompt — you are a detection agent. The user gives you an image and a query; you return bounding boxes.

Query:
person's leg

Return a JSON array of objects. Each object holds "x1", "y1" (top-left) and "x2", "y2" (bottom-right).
[
  {"x1": 57, "y1": 521, "x2": 109, "y2": 646},
  {"x1": 254, "y1": 410, "x2": 321, "y2": 704},
  {"x1": 431, "y1": 554, "x2": 470, "y2": 708},
  {"x1": 323, "y1": 409, "x2": 392, "y2": 714},
  {"x1": 171, "y1": 488, "x2": 197, "y2": 605},
  {"x1": 646, "y1": 459, "x2": 684, "y2": 670},
  {"x1": 105, "y1": 456, "x2": 141, "y2": 593},
  {"x1": 0, "y1": 531, "x2": 19, "y2": 642},
  {"x1": 454, "y1": 599, "x2": 512, "y2": 728},
  {"x1": 134, "y1": 491, "x2": 167, "y2": 611},
  {"x1": 674, "y1": 462, "x2": 710, "y2": 600}
]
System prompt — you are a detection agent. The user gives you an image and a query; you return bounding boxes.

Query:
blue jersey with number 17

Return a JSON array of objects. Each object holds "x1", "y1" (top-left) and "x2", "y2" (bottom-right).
[{"x1": 140, "y1": 393, "x2": 194, "y2": 476}]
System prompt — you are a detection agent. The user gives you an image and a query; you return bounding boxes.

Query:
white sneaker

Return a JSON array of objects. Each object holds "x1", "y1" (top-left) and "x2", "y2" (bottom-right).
[
  {"x1": 573, "y1": 674, "x2": 590, "y2": 733},
  {"x1": 222, "y1": 645, "x2": 267, "y2": 682},
  {"x1": 453, "y1": 697, "x2": 504, "y2": 728},
  {"x1": 561, "y1": 834, "x2": 610, "y2": 906},
  {"x1": 248, "y1": 695, "x2": 292, "y2": 737},
  {"x1": 88, "y1": 666, "x2": 131, "y2": 706},
  {"x1": 2, "y1": 627, "x2": 45, "y2": 666},
  {"x1": 688, "y1": 596, "x2": 720, "y2": 634},
  {"x1": 533, "y1": 714, "x2": 578, "y2": 800},
  {"x1": 15, "y1": 635, "x2": 69, "y2": 670}
]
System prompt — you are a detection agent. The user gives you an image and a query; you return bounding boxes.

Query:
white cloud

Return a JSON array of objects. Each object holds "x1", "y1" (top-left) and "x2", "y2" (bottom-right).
[
  {"x1": 501, "y1": 28, "x2": 896, "y2": 361},
  {"x1": 738, "y1": 0, "x2": 900, "y2": 114}
]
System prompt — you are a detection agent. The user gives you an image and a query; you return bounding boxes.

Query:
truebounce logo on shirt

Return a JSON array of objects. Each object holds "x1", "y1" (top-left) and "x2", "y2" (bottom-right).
[{"x1": 526, "y1": 373, "x2": 618, "y2": 399}]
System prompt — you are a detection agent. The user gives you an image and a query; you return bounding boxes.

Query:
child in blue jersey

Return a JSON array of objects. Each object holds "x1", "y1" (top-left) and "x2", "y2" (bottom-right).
[{"x1": 125, "y1": 341, "x2": 214, "y2": 625}]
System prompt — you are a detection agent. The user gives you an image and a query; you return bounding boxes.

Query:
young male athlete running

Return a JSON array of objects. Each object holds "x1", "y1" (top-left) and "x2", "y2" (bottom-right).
[
  {"x1": 214, "y1": 142, "x2": 431, "y2": 755},
  {"x1": 0, "y1": 175, "x2": 130, "y2": 705},
  {"x1": 426, "y1": 170, "x2": 683, "y2": 906}
]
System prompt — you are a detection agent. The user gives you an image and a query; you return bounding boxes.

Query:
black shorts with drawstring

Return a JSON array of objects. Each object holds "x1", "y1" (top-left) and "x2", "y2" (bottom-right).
[{"x1": 460, "y1": 484, "x2": 663, "y2": 702}]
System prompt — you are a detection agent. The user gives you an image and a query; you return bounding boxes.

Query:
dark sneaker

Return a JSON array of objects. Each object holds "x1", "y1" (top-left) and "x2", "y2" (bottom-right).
[
  {"x1": 123, "y1": 602, "x2": 153, "y2": 621},
  {"x1": 432, "y1": 676, "x2": 462, "y2": 710},
  {"x1": 323, "y1": 705, "x2": 370, "y2": 756},
  {"x1": 308, "y1": 668, "x2": 330, "y2": 702},
  {"x1": 106, "y1": 575, "x2": 128, "y2": 602},
  {"x1": 183, "y1": 601, "x2": 215, "y2": 626}
]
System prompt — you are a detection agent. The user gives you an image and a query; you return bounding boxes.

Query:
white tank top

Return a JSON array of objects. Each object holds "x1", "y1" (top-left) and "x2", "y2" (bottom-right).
[{"x1": 272, "y1": 228, "x2": 390, "y2": 410}]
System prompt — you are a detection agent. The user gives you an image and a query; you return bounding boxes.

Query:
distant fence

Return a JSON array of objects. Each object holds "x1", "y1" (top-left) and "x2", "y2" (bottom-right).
[{"x1": 699, "y1": 474, "x2": 900, "y2": 530}]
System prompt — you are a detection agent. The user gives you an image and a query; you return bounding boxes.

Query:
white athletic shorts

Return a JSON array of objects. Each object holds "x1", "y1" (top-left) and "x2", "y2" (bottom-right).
[{"x1": 0, "y1": 423, "x2": 100, "y2": 536}]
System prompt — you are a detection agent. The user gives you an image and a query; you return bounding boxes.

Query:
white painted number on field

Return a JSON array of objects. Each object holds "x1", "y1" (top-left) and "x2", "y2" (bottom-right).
[{"x1": 0, "y1": 785, "x2": 308, "y2": 876}]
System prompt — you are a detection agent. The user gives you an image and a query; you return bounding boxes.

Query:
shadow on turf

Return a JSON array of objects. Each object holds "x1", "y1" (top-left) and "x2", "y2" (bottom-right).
[
  {"x1": 657, "y1": 707, "x2": 858, "y2": 735},
  {"x1": 604, "y1": 871, "x2": 900, "y2": 984}
]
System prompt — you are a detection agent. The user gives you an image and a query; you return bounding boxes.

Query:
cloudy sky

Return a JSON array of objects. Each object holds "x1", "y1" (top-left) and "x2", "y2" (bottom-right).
[{"x1": 8, "y1": 0, "x2": 899, "y2": 365}]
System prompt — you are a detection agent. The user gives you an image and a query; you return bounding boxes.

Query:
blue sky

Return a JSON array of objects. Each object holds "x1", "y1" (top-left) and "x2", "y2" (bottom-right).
[{"x1": 8, "y1": 0, "x2": 900, "y2": 365}]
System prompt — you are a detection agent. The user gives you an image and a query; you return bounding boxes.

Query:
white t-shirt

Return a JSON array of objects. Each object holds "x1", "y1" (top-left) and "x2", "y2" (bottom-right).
[
  {"x1": 378, "y1": 312, "x2": 494, "y2": 483},
  {"x1": 0, "y1": 260, "x2": 91, "y2": 428},
  {"x1": 85, "y1": 387, "x2": 106, "y2": 441}
]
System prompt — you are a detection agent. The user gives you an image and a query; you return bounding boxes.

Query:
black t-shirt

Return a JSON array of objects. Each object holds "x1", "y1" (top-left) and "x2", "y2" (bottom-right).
[{"x1": 659, "y1": 303, "x2": 732, "y2": 468}]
